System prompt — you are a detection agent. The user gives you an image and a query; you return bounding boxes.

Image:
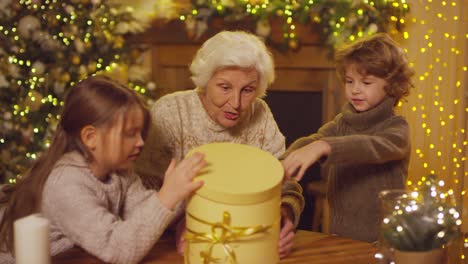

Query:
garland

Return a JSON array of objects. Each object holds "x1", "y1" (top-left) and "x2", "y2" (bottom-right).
[{"x1": 154, "y1": 0, "x2": 411, "y2": 51}]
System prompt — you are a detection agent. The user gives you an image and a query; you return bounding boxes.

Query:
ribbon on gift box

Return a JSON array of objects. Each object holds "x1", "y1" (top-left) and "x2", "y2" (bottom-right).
[{"x1": 185, "y1": 211, "x2": 272, "y2": 264}]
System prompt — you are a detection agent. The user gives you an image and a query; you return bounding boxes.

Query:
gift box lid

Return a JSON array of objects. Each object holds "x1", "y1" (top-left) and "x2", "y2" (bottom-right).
[{"x1": 187, "y1": 142, "x2": 283, "y2": 205}]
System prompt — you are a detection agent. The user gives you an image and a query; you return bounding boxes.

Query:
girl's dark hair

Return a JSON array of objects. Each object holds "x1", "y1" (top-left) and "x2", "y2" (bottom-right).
[
  {"x1": 0, "y1": 75, "x2": 150, "y2": 253},
  {"x1": 335, "y1": 33, "x2": 415, "y2": 104}
]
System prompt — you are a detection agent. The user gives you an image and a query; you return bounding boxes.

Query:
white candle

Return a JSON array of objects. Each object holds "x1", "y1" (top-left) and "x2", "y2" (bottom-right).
[{"x1": 14, "y1": 214, "x2": 51, "y2": 264}]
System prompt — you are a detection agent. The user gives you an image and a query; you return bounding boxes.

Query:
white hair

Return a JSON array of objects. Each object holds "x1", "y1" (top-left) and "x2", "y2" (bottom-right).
[{"x1": 189, "y1": 31, "x2": 275, "y2": 97}]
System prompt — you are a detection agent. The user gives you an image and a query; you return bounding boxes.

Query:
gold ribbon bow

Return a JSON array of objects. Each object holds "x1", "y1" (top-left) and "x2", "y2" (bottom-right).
[{"x1": 185, "y1": 211, "x2": 271, "y2": 264}]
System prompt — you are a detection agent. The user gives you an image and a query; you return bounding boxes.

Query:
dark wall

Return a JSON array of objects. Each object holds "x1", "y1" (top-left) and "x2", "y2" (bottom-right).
[
  {"x1": 264, "y1": 91, "x2": 322, "y2": 147},
  {"x1": 264, "y1": 91, "x2": 323, "y2": 230}
]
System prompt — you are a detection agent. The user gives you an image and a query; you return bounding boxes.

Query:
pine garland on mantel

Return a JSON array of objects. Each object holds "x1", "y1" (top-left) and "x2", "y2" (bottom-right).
[{"x1": 152, "y1": 0, "x2": 411, "y2": 51}]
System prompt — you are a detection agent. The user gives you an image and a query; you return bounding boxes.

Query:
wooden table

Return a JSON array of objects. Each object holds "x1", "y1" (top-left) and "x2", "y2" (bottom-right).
[{"x1": 53, "y1": 230, "x2": 378, "y2": 263}]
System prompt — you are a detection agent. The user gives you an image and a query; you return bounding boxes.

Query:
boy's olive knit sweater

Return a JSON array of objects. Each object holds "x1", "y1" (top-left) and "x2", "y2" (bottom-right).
[{"x1": 283, "y1": 97, "x2": 410, "y2": 242}]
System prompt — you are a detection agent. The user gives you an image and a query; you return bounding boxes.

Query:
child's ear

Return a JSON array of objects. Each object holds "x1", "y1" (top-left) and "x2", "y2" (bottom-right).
[{"x1": 80, "y1": 125, "x2": 97, "y2": 150}]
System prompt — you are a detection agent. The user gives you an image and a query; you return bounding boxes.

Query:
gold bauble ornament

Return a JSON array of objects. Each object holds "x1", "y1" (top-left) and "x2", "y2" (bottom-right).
[
  {"x1": 84, "y1": 41, "x2": 92, "y2": 49},
  {"x1": 288, "y1": 39, "x2": 299, "y2": 50},
  {"x1": 24, "y1": 90, "x2": 43, "y2": 112},
  {"x1": 103, "y1": 31, "x2": 112, "y2": 42},
  {"x1": 88, "y1": 62, "x2": 97, "y2": 73},
  {"x1": 310, "y1": 12, "x2": 321, "y2": 23},
  {"x1": 113, "y1": 36, "x2": 124, "y2": 49},
  {"x1": 71, "y1": 55, "x2": 81, "y2": 65},
  {"x1": 61, "y1": 72, "x2": 71, "y2": 83}
]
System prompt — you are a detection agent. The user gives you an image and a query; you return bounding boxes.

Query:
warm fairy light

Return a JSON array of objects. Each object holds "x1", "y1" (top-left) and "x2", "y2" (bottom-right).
[
  {"x1": 399, "y1": 2, "x2": 465, "y2": 259},
  {"x1": 402, "y1": 1, "x2": 466, "y2": 175}
]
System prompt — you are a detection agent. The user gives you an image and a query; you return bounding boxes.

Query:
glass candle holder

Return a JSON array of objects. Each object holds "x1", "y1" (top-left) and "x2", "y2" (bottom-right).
[{"x1": 375, "y1": 189, "x2": 412, "y2": 263}]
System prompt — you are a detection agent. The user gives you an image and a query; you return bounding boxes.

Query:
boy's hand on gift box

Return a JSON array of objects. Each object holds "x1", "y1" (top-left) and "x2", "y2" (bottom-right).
[
  {"x1": 281, "y1": 140, "x2": 331, "y2": 181},
  {"x1": 158, "y1": 152, "x2": 207, "y2": 210},
  {"x1": 279, "y1": 206, "x2": 295, "y2": 259}
]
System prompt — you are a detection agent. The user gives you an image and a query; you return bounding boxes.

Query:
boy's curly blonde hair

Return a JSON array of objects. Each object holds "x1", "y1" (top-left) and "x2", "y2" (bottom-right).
[{"x1": 334, "y1": 33, "x2": 415, "y2": 104}]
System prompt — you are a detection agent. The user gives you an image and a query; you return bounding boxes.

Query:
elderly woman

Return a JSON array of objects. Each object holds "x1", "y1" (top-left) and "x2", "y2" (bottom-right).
[{"x1": 135, "y1": 30, "x2": 304, "y2": 258}]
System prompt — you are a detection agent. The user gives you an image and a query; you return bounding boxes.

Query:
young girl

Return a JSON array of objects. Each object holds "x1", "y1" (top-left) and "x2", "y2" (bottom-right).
[
  {"x1": 0, "y1": 76, "x2": 206, "y2": 263},
  {"x1": 281, "y1": 33, "x2": 415, "y2": 242}
]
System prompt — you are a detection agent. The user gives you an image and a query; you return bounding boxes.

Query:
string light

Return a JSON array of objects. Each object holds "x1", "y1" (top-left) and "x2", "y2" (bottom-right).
[
  {"x1": 398, "y1": 1, "x2": 466, "y2": 260},
  {"x1": 400, "y1": 1, "x2": 465, "y2": 188}
]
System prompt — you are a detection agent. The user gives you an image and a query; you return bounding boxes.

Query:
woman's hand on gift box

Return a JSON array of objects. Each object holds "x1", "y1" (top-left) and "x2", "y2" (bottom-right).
[
  {"x1": 175, "y1": 217, "x2": 186, "y2": 255},
  {"x1": 279, "y1": 206, "x2": 295, "y2": 259}
]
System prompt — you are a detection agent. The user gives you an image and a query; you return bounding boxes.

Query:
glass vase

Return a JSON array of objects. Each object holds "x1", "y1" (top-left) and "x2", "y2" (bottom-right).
[{"x1": 375, "y1": 189, "x2": 412, "y2": 263}]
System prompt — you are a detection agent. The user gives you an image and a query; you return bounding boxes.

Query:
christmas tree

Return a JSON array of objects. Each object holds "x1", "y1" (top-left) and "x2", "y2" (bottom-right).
[{"x1": 0, "y1": 0, "x2": 153, "y2": 183}]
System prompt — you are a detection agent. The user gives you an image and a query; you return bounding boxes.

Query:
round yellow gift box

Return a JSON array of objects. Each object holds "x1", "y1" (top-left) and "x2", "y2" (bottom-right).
[{"x1": 185, "y1": 142, "x2": 283, "y2": 264}]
